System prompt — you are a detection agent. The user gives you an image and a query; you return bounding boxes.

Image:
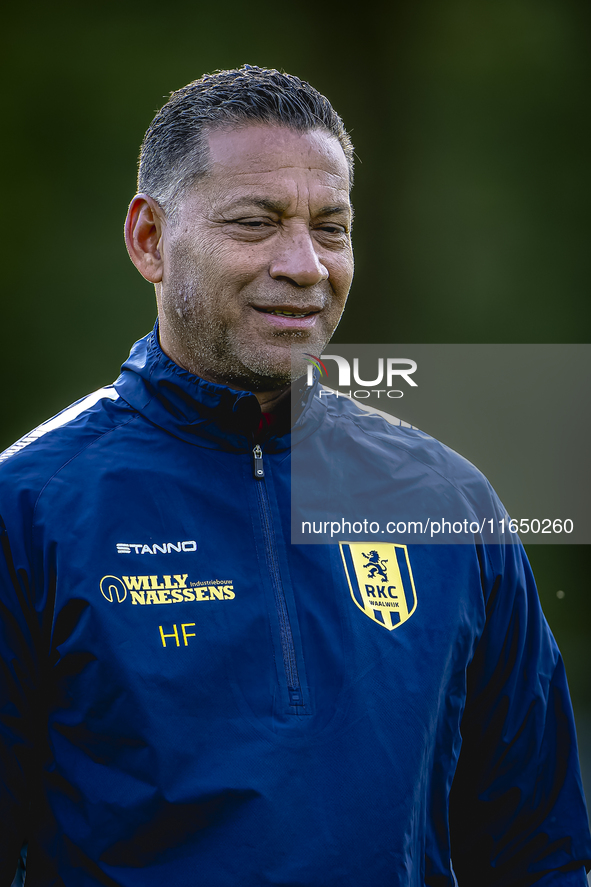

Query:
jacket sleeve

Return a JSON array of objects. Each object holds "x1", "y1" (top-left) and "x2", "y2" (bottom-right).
[
  {"x1": 0, "y1": 509, "x2": 45, "y2": 886},
  {"x1": 449, "y1": 538, "x2": 591, "y2": 885}
]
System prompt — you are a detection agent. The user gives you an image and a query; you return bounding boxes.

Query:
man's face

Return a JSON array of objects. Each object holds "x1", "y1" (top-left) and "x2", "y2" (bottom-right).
[{"x1": 156, "y1": 124, "x2": 354, "y2": 390}]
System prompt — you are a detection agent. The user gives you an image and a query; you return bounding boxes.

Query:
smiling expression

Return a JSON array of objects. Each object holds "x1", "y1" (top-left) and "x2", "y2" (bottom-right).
[{"x1": 155, "y1": 124, "x2": 354, "y2": 391}]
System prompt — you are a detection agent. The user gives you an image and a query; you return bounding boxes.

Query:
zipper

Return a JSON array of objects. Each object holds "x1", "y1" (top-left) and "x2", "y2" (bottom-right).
[
  {"x1": 252, "y1": 444, "x2": 304, "y2": 708},
  {"x1": 252, "y1": 444, "x2": 264, "y2": 479}
]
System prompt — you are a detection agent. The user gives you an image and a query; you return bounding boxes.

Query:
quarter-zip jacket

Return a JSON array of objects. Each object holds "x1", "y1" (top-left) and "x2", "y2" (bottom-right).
[{"x1": 0, "y1": 327, "x2": 589, "y2": 886}]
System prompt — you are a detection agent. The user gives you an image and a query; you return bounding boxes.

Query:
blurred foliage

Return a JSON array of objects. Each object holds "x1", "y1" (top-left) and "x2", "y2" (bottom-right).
[{"x1": 1, "y1": 0, "x2": 589, "y2": 795}]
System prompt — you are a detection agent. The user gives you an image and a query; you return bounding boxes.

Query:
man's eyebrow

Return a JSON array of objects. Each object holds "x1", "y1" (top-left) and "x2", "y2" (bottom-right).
[
  {"x1": 317, "y1": 204, "x2": 354, "y2": 221},
  {"x1": 223, "y1": 198, "x2": 289, "y2": 214},
  {"x1": 222, "y1": 198, "x2": 353, "y2": 220}
]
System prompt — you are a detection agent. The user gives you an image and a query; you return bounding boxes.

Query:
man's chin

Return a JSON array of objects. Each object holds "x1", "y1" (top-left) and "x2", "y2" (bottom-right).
[
  {"x1": 231, "y1": 343, "x2": 312, "y2": 390},
  {"x1": 235, "y1": 363, "x2": 301, "y2": 393}
]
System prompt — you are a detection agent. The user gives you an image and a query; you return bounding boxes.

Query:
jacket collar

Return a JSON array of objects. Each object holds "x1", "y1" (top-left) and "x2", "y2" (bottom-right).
[{"x1": 113, "y1": 324, "x2": 323, "y2": 452}]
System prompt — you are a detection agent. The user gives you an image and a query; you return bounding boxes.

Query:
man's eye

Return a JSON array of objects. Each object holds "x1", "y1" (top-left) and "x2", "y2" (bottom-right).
[
  {"x1": 235, "y1": 219, "x2": 273, "y2": 228},
  {"x1": 318, "y1": 225, "x2": 347, "y2": 235}
]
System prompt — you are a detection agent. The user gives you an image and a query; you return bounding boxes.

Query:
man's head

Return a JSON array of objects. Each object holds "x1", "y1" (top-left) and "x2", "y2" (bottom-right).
[
  {"x1": 125, "y1": 66, "x2": 355, "y2": 405},
  {"x1": 137, "y1": 65, "x2": 354, "y2": 219}
]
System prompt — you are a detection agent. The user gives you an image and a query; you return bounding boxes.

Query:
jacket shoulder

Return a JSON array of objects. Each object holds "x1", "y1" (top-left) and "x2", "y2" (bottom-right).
[
  {"x1": 0, "y1": 386, "x2": 134, "y2": 499},
  {"x1": 320, "y1": 388, "x2": 484, "y2": 484},
  {"x1": 316, "y1": 388, "x2": 507, "y2": 530}
]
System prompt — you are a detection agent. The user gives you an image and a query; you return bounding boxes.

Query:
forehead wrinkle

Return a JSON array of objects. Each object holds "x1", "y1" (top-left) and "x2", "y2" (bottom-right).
[
  {"x1": 210, "y1": 160, "x2": 348, "y2": 181},
  {"x1": 205, "y1": 125, "x2": 351, "y2": 198}
]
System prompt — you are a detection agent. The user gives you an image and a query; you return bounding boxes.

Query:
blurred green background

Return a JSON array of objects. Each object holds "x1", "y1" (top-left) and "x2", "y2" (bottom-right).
[{"x1": 2, "y1": 0, "x2": 590, "y2": 807}]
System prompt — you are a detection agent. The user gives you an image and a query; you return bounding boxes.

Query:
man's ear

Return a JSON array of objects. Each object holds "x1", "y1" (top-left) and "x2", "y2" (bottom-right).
[{"x1": 124, "y1": 194, "x2": 165, "y2": 283}]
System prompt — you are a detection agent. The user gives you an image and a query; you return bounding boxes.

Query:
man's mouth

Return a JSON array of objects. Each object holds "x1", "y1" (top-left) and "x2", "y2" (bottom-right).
[
  {"x1": 250, "y1": 304, "x2": 322, "y2": 331},
  {"x1": 253, "y1": 305, "x2": 320, "y2": 318}
]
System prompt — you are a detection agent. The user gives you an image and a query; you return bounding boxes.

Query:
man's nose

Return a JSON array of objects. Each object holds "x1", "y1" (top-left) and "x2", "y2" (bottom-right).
[{"x1": 268, "y1": 227, "x2": 329, "y2": 287}]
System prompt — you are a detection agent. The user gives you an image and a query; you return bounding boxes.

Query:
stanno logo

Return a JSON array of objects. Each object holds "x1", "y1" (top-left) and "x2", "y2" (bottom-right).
[
  {"x1": 99, "y1": 574, "x2": 235, "y2": 606},
  {"x1": 339, "y1": 542, "x2": 417, "y2": 631},
  {"x1": 116, "y1": 541, "x2": 197, "y2": 555}
]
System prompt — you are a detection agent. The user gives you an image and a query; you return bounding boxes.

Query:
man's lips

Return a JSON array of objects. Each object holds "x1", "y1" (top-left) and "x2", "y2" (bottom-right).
[
  {"x1": 251, "y1": 304, "x2": 321, "y2": 328},
  {"x1": 252, "y1": 304, "x2": 321, "y2": 318}
]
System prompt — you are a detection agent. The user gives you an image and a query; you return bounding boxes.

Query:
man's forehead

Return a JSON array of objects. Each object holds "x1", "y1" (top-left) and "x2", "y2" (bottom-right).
[
  {"x1": 204, "y1": 124, "x2": 350, "y2": 185},
  {"x1": 189, "y1": 124, "x2": 350, "y2": 217}
]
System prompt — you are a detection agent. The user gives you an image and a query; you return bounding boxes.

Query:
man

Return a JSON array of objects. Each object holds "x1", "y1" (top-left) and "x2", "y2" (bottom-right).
[{"x1": 0, "y1": 65, "x2": 589, "y2": 886}]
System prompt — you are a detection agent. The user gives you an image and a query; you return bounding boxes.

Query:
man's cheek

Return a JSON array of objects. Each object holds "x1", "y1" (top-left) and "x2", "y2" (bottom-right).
[{"x1": 211, "y1": 238, "x2": 267, "y2": 274}]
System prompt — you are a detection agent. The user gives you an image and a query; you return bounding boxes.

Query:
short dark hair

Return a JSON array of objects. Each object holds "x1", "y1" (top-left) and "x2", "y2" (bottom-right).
[{"x1": 137, "y1": 65, "x2": 354, "y2": 217}]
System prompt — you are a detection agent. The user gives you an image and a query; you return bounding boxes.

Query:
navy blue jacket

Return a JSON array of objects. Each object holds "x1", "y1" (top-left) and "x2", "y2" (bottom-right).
[{"x1": 0, "y1": 327, "x2": 589, "y2": 885}]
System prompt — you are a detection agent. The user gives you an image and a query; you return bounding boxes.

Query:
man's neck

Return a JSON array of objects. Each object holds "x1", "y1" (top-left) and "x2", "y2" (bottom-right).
[{"x1": 254, "y1": 385, "x2": 292, "y2": 414}]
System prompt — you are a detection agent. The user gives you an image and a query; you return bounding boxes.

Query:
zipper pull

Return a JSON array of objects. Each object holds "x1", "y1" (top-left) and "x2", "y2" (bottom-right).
[{"x1": 252, "y1": 444, "x2": 265, "y2": 479}]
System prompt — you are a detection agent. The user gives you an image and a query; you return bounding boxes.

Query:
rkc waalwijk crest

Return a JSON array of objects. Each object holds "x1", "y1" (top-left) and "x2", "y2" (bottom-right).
[{"x1": 339, "y1": 542, "x2": 417, "y2": 631}]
